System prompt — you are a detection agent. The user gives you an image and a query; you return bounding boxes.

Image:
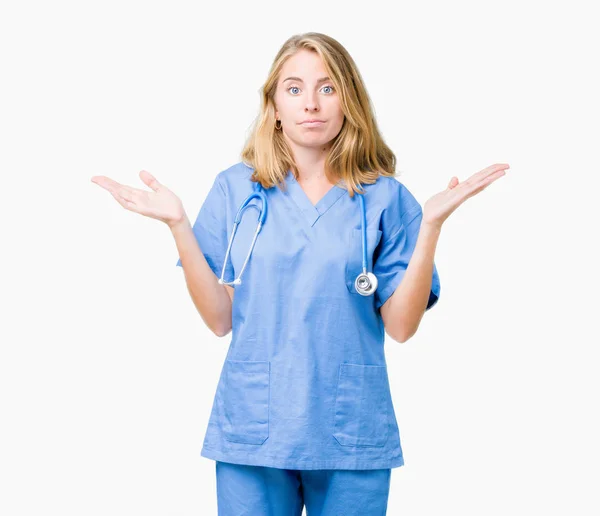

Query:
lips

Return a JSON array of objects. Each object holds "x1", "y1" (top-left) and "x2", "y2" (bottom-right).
[
  {"x1": 300, "y1": 120, "x2": 326, "y2": 128},
  {"x1": 301, "y1": 119, "x2": 325, "y2": 124}
]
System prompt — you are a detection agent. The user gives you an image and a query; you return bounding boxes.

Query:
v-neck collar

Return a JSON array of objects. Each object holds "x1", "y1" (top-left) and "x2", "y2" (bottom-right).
[{"x1": 284, "y1": 169, "x2": 347, "y2": 227}]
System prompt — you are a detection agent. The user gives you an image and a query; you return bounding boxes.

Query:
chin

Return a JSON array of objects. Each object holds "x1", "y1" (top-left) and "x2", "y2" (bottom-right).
[
  {"x1": 301, "y1": 139, "x2": 332, "y2": 149},
  {"x1": 286, "y1": 131, "x2": 335, "y2": 149},
  {"x1": 297, "y1": 132, "x2": 332, "y2": 143}
]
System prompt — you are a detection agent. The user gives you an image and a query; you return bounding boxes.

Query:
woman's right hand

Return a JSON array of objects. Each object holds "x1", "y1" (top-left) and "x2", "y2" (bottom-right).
[{"x1": 91, "y1": 170, "x2": 186, "y2": 228}]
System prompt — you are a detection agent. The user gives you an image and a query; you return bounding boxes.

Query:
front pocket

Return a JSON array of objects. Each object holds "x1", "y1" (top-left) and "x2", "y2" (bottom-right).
[
  {"x1": 333, "y1": 363, "x2": 389, "y2": 447},
  {"x1": 345, "y1": 228, "x2": 383, "y2": 294},
  {"x1": 222, "y1": 360, "x2": 270, "y2": 445}
]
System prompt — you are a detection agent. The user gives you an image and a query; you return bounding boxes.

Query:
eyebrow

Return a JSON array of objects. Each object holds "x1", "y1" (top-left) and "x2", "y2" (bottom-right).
[{"x1": 282, "y1": 76, "x2": 331, "y2": 83}]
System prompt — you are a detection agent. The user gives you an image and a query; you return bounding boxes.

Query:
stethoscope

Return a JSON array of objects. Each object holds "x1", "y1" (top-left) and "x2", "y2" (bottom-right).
[{"x1": 218, "y1": 181, "x2": 378, "y2": 296}]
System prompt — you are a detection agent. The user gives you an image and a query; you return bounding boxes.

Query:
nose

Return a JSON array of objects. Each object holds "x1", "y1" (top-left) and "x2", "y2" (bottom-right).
[{"x1": 305, "y1": 91, "x2": 319, "y2": 112}]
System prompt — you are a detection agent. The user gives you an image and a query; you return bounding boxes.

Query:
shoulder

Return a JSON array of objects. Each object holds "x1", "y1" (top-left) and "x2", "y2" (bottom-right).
[
  {"x1": 216, "y1": 161, "x2": 254, "y2": 187},
  {"x1": 366, "y1": 175, "x2": 422, "y2": 224}
]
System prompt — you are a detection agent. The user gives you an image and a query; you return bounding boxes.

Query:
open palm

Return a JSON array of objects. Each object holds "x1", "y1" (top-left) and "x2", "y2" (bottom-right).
[
  {"x1": 423, "y1": 163, "x2": 509, "y2": 228},
  {"x1": 91, "y1": 170, "x2": 185, "y2": 228}
]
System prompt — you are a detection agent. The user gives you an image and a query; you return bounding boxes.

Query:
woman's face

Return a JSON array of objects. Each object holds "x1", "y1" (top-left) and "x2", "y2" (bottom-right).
[{"x1": 274, "y1": 49, "x2": 345, "y2": 150}]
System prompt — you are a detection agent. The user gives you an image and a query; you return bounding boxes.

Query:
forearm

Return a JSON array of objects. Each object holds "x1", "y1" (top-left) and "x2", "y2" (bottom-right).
[
  {"x1": 384, "y1": 221, "x2": 441, "y2": 342},
  {"x1": 170, "y1": 217, "x2": 232, "y2": 336}
]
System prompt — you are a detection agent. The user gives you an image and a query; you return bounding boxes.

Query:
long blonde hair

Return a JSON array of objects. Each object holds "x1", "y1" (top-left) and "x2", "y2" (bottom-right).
[{"x1": 240, "y1": 32, "x2": 397, "y2": 197}]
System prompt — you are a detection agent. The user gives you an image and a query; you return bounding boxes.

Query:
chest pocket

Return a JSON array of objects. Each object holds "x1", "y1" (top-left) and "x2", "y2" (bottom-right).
[{"x1": 345, "y1": 228, "x2": 383, "y2": 294}]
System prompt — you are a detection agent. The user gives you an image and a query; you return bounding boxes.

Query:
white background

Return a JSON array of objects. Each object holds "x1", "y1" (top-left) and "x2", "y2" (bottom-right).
[{"x1": 2, "y1": 0, "x2": 599, "y2": 514}]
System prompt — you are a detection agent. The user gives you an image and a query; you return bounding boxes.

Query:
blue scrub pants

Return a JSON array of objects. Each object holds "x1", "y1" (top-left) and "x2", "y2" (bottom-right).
[{"x1": 215, "y1": 461, "x2": 392, "y2": 515}]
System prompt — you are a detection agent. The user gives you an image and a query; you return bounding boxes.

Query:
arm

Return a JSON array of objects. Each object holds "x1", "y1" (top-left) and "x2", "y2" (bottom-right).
[
  {"x1": 380, "y1": 221, "x2": 441, "y2": 343},
  {"x1": 170, "y1": 216, "x2": 234, "y2": 337},
  {"x1": 380, "y1": 162, "x2": 509, "y2": 342}
]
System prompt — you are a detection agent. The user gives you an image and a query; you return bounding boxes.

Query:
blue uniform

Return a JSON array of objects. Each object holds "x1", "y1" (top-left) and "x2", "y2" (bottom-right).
[{"x1": 176, "y1": 161, "x2": 440, "y2": 471}]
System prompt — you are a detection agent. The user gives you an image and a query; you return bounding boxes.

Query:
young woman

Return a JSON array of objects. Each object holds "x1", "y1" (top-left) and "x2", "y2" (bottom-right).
[{"x1": 92, "y1": 32, "x2": 508, "y2": 515}]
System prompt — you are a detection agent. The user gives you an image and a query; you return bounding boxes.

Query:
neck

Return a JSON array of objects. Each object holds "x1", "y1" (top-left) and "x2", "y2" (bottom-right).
[{"x1": 285, "y1": 135, "x2": 331, "y2": 183}]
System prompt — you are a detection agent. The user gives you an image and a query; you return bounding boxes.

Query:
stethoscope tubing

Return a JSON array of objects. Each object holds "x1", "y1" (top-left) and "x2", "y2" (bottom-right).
[{"x1": 219, "y1": 180, "x2": 377, "y2": 295}]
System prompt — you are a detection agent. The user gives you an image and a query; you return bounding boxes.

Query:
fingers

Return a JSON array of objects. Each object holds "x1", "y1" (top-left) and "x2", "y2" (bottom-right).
[
  {"x1": 92, "y1": 170, "x2": 163, "y2": 196},
  {"x1": 447, "y1": 176, "x2": 459, "y2": 190},
  {"x1": 464, "y1": 168, "x2": 507, "y2": 199},
  {"x1": 139, "y1": 170, "x2": 162, "y2": 192},
  {"x1": 109, "y1": 190, "x2": 143, "y2": 213},
  {"x1": 445, "y1": 164, "x2": 507, "y2": 194},
  {"x1": 466, "y1": 163, "x2": 510, "y2": 185},
  {"x1": 457, "y1": 164, "x2": 508, "y2": 196},
  {"x1": 92, "y1": 175, "x2": 150, "y2": 200},
  {"x1": 91, "y1": 175, "x2": 144, "y2": 214},
  {"x1": 92, "y1": 176, "x2": 131, "y2": 199},
  {"x1": 91, "y1": 175, "x2": 121, "y2": 191}
]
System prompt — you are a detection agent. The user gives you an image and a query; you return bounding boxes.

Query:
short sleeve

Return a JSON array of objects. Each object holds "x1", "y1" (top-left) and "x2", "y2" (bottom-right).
[
  {"x1": 373, "y1": 195, "x2": 441, "y2": 312},
  {"x1": 175, "y1": 173, "x2": 231, "y2": 280}
]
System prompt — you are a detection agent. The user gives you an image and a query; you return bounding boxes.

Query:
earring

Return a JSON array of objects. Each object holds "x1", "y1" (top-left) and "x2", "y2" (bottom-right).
[{"x1": 275, "y1": 119, "x2": 282, "y2": 130}]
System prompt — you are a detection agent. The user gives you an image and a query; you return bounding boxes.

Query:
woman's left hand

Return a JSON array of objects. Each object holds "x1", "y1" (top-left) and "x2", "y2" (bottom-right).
[{"x1": 422, "y1": 163, "x2": 510, "y2": 230}]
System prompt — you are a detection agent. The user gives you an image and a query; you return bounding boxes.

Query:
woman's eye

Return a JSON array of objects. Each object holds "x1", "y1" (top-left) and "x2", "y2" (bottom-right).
[{"x1": 286, "y1": 85, "x2": 335, "y2": 95}]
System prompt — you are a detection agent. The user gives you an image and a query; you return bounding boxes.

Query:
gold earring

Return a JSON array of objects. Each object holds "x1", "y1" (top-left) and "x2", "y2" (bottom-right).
[{"x1": 275, "y1": 119, "x2": 282, "y2": 130}]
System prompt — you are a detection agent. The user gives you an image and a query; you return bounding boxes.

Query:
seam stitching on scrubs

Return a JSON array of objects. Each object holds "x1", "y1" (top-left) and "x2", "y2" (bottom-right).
[
  {"x1": 386, "y1": 205, "x2": 422, "y2": 243},
  {"x1": 215, "y1": 172, "x2": 227, "y2": 201},
  {"x1": 376, "y1": 205, "x2": 421, "y2": 261},
  {"x1": 403, "y1": 205, "x2": 422, "y2": 227},
  {"x1": 202, "y1": 446, "x2": 403, "y2": 464}
]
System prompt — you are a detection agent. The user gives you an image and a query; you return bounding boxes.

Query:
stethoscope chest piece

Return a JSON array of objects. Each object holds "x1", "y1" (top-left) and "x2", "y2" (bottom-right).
[{"x1": 355, "y1": 271, "x2": 378, "y2": 296}]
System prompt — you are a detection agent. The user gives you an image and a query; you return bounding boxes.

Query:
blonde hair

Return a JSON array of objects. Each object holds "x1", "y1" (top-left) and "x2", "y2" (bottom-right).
[{"x1": 240, "y1": 32, "x2": 397, "y2": 197}]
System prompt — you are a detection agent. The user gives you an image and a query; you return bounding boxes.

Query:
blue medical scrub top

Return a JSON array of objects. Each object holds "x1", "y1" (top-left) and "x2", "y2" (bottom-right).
[{"x1": 176, "y1": 161, "x2": 441, "y2": 470}]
